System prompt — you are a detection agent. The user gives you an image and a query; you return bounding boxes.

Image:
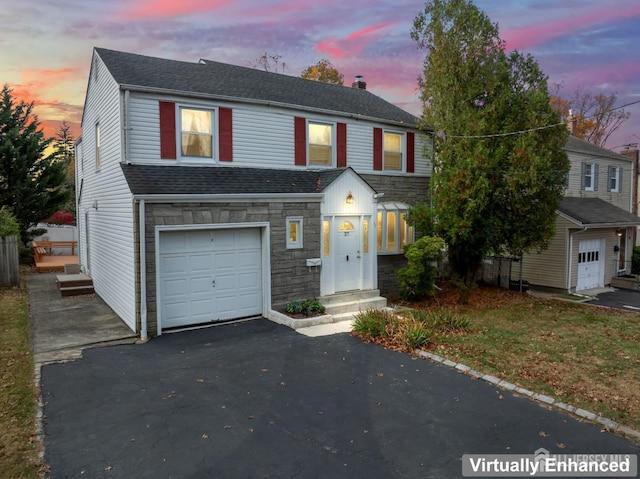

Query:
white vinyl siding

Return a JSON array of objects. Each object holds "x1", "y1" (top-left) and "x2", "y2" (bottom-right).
[
  {"x1": 77, "y1": 52, "x2": 136, "y2": 331},
  {"x1": 126, "y1": 95, "x2": 431, "y2": 175}
]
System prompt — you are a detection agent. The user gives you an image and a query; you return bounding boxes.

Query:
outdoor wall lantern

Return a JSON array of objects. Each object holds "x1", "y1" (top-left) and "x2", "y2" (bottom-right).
[
  {"x1": 346, "y1": 192, "x2": 354, "y2": 204},
  {"x1": 616, "y1": 229, "x2": 623, "y2": 237}
]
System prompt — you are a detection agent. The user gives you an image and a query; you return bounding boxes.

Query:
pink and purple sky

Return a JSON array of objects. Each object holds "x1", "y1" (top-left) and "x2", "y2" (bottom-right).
[{"x1": 2, "y1": 0, "x2": 639, "y2": 150}]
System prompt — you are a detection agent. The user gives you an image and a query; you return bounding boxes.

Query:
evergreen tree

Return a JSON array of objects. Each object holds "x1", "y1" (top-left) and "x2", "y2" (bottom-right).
[
  {"x1": 411, "y1": 0, "x2": 569, "y2": 301},
  {"x1": 0, "y1": 84, "x2": 70, "y2": 244}
]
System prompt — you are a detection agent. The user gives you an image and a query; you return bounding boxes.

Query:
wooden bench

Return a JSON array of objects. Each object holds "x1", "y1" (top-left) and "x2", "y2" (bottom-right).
[{"x1": 32, "y1": 240, "x2": 79, "y2": 272}]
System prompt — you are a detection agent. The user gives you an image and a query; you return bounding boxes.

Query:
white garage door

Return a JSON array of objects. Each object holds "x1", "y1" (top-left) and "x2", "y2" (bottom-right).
[
  {"x1": 577, "y1": 239, "x2": 603, "y2": 291},
  {"x1": 159, "y1": 228, "x2": 262, "y2": 330}
]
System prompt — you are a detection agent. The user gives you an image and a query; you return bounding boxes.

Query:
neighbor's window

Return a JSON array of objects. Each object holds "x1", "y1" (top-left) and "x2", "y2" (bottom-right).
[
  {"x1": 377, "y1": 203, "x2": 414, "y2": 254},
  {"x1": 181, "y1": 108, "x2": 213, "y2": 158},
  {"x1": 582, "y1": 162, "x2": 597, "y2": 192},
  {"x1": 608, "y1": 166, "x2": 621, "y2": 193},
  {"x1": 95, "y1": 123, "x2": 101, "y2": 169},
  {"x1": 363, "y1": 219, "x2": 369, "y2": 254},
  {"x1": 384, "y1": 132, "x2": 403, "y2": 171},
  {"x1": 308, "y1": 122, "x2": 332, "y2": 166},
  {"x1": 286, "y1": 217, "x2": 303, "y2": 249}
]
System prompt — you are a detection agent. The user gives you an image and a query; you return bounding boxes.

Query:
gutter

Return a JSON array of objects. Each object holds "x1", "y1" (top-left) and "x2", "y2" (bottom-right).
[
  {"x1": 139, "y1": 199, "x2": 148, "y2": 341},
  {"x1": 132, "y1": 193, "x2": 324, "y2": 203},
  {"x1": 123, "y1": 89, "x2": 131, "y2": 163}
]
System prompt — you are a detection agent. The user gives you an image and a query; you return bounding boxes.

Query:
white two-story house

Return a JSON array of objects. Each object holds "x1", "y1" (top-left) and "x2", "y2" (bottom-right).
[
  {"x1": 75, "y1": 48, "x2": 432, "y2": 337},
  {"x1": 519, "y1": 136, "x2": 640, "y2": 293}
]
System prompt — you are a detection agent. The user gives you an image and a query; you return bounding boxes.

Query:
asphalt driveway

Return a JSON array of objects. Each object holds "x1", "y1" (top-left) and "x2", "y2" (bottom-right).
[
  {"x1": 41, "y1": 320, "x2": 638, "y2": 478},
  {"x1": 587, "y1": 288, "x2": 640, "y2": 312}
]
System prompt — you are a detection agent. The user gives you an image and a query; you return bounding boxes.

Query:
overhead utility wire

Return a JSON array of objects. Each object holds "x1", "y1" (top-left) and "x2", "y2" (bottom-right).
[{"x1": 440, "y1": 99, "x2": 640, "y2": 140}]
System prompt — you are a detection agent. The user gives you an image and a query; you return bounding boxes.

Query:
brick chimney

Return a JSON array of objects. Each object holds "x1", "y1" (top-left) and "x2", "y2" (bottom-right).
[
  {"x1": 351, "y1": 75, "x2": 366, "y2": 90},
  {"x1": 566, "y1": 109, "x2": 577, "y2": 136}
]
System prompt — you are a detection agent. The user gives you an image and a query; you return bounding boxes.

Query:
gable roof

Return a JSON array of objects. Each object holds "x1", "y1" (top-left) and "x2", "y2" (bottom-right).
[
  {"x1": 120, "y1": 164, "x2": 371, "y2": 196},
  {"x1": 558, "y1": 197, "x2": 640, "y2": 228},
  {"x1": 94, "y1": 48, "x2": 420, "y2": 127},
  {"x1": 565, "y1": 136, "x2": 632, "y2": 162}
]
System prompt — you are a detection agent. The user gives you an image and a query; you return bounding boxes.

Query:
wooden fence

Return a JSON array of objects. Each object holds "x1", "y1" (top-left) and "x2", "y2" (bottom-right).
[{"x1": 0, "y1": 235, "x2": 20, "y2": 287}]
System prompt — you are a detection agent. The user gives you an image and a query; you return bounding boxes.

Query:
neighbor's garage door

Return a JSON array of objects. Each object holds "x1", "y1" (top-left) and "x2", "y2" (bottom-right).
[
  {"x1": 159, "y1": 228, "x2": 262, "y2": 330},
  {"x1": 577, "y1": 238, "x2": 603, "y2": 291}
]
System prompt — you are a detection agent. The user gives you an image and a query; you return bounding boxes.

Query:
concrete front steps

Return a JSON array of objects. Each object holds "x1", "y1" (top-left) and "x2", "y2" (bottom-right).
[
  {"x1": 56, "y1": 273, "x2": 95, "y2": 297},
  {"x1": 267, "y1": 289, "x2": 387, "y2": 330}
]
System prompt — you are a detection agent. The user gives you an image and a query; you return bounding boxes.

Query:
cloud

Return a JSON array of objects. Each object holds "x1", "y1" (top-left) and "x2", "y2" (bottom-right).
[
  {"x1": 502, "y1": 4, "x2": 640, "y2": 51},
  {"x1": 316, "y1": 22, "x2": 396, "y2": 59},
  {"x1": 120, "y1": 0, "x2": 234, "y2": 19}
]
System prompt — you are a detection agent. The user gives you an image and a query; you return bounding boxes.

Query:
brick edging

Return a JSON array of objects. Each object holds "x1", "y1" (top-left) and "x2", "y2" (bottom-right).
[{"x1": 416, "y1": 349, "x2": 640, "y2": 442}]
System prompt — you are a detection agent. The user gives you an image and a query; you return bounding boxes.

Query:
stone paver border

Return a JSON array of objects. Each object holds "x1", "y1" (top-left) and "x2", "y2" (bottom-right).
[{"x1": 416, "y1": 349, "x2": 640, "y2": 442}]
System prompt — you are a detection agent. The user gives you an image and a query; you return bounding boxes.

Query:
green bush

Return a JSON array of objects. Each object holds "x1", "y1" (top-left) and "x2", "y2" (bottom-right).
[
  {"x1": 400, "y1": 320, "x2": 431, "y2": 349},
  {"x1": 406, "y1": 203, "x2": 435, "y2": 238},
  {"x1": 353, "y1": 309, "x2": 390, "y2": 338},
  {"x1": 632, "y1": 246, "x2": 640, "y2": 275},
  {"x1": 397, "y1": 236, "x2": 445, "y2": 301},
  {"x1": 0, "y1": 206, "x2": 20, "y2": 238},
  {"x1": 410, "y1": 309, "x2": 472, "y2": 333},
  {"x1": 285, "y1": 298, "x2": 325, "y2": 316}
]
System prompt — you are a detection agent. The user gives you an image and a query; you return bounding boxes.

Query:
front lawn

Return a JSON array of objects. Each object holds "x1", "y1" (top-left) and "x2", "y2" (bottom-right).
[
  {"x1": 354, "y1": 284, "x2": 640, "y2": 433},
  {"x1": 0, "y1": 284, "x2": 40, "y2": 478}
]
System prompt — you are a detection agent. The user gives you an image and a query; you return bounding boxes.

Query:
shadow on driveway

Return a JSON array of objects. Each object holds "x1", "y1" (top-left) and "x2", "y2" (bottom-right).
[{"x1": 40, "y1": 320, "x2": 639, "y2": 478}]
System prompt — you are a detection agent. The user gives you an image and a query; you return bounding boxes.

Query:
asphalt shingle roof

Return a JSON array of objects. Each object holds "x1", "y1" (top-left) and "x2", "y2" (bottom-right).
[
  {"x1": 120, "y1": 164, "x2": 359, "y2": 196},
  {"x1": 95, "y1": 48, "x2": 419, "y2": 126},
  {"x1": 559, "y1": 197, "x2": 640, "y2": 226},
  {"x1": 565, "y1": 136, "x2": 632, "y2": 162}
]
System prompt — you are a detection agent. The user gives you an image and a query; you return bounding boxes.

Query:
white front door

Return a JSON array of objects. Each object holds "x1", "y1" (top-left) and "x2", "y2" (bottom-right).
[
  {"x1": 577, "y1": 239, "x2": 603, "y2": 291},
  {"x1": 335, "y1": 218, "x2": 360, "y2": 292}
]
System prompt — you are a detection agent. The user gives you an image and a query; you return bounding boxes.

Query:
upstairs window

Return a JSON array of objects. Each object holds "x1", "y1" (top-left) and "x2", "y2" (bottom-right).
[
  {"x1": 376, "y1": 203, "x2": 414, "y2": 254},
  {"x1": 308, "y1": 122, "x2": 332, "y2": 166},
  {"x1": 608, "y1": 166, "x2": 621, "y2": 193},
  {"x1": 383, "y1": 132, "x2": 403, "y2": 171},
  {"x1": 95, "y1": 123, "x2": 101, "y2": 169},
  {"x1": 181, "y1": 108, "x2": 213, "y2": 158},
  {"x1": 581, "y1": 162, "x2": 598, "y2": 192}
]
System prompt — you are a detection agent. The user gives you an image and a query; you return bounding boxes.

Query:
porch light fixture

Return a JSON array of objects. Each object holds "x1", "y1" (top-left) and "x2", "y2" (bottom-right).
[
  {"x1": 346, "y1": 192, "x2": 354, "y2": 204},
  {"x1": 616, "y1": 229, "x2": 623, "y2": 237}
]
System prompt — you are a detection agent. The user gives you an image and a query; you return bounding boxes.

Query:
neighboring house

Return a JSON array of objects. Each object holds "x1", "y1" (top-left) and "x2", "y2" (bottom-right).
[
  {"x1": 519, "y1": 136, "x2": 640, "y2": 293},
  {"x1": 75, "y1": 48, "x2": 432, "y2": 337}
]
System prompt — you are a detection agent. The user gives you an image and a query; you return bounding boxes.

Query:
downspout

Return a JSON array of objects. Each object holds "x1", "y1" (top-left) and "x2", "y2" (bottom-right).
[
  {"x1": 139, "y1": 199, "x2": 148, "y2": 341},
  {"x1": 124, "y1": 89, "x2": 130, "y2": 163}
]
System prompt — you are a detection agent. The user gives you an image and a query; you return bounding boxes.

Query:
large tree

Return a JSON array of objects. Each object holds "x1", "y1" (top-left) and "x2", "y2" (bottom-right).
[
  {"x1": 411, "y1": 0, "x2": 569, "y2": 300},
  {"x1": 0, "y1": 84, "x2": 70, "y2": 243},
  {"x1": 300, "y1": 59, "x2": 344, "y2": 85},
  {"x1": 550, "y1": 84, "x2": 630, "y2": 147}
]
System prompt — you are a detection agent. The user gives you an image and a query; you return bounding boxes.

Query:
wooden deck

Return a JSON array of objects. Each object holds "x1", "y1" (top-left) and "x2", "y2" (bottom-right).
[{"x1": 32, "y1": 240, "x2": 79, "y2": 273}]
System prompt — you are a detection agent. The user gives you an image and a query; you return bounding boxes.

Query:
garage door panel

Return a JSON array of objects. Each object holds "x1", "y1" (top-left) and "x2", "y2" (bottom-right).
[
  {"x1": 159, "y1": 227, "x2": 263, "y2": 330},
  {"x1": 577, "y1": 239, "x2": 603, "y2": 291}
]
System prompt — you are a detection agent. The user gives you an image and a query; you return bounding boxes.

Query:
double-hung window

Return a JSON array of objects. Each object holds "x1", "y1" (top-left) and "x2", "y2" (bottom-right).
[
  {"x1": 308, "y1": 122, "x2": 332, "y2": 166},
  {"x1": 582, "y1": 162, "x2": 597, "y2": 192},
  {"x1": 180, "y1": 107, "x2": 213, "y2": 158},
  {"x1": 376, "y1": 203, "x2": 414, "y2": 254},
  {"x1": 608, "y1": 166, "x2": 620, "y2": 192},
  {"x1": 383, "y1": 132, "x2": 403, "y2": 171}
]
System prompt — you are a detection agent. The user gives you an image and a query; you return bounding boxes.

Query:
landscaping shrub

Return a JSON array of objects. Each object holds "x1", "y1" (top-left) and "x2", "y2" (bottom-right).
[
  {"x1": 285, "y1": 298, "x2": 325, "y2": 316},
  {"x1": 353, "y1": 309, "x2": 391, "y2": 338},
  {"x1": 397, "y1": 236, "x2": 445, "y2": 301},
  {"x1": 632, "y1": 246, "x2": 640, "y2": 275},
  {"x1": 400, "y1": 320, "x2": 431, "y2": 349}
]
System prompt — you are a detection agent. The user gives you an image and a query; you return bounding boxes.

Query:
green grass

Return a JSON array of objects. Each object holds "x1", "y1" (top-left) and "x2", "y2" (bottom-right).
[
  {"x1": 354, "y1": 287, "x2": 640, "y2": 433},
  {"x1": 0, "y1": 285, "x2": 40, "y2": 478}
]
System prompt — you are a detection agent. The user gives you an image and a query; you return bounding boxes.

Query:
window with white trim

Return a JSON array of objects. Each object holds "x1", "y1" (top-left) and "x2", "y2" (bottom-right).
[
  {"x1": 377, "y1": 203, "x2": 414, "y2": 254},
  {"x1": 582, "y1": 162, "x2": 597, "y2": 192},
  {"x1": 608, "y1": 166, "x2": 620, "y2": 192},
  {"x1": 95, "y1": 123, "x2": 101, "y2": 169},
  {"x1": 308, "y1": 122, "x2": 333, "y2": 166},
  {"x1": 180, "y1": 107, "x2": 213, "y2": 158},
  {"x1": 383, "y1": 132, "x2": 403, "y2": 171},
  {"x1": 286, "y1": 217, "x2": 303, "y2": 249}
]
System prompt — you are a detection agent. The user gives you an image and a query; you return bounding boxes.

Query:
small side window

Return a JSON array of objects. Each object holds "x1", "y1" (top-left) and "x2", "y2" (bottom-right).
[{"x1": 286, "y1": 217, "x2": 303, "y2": 249}]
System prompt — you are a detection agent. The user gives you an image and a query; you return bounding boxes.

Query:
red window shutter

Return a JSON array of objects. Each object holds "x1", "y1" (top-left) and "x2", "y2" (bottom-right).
[
  {"x1": 159, "y1": 101, "x2": 176, "y2": 160},
  {"x1": 294, "y1": 117, "x2": 306, "y2": 166},
  {"x1": 218, "y1": 107, "x2": 233, "y2": 162},
  {"x1": 406, "y1": 131, "x2": 415, "y2": 173},
  {"x1": 337, "y1": 122, "x2": 347, "y2": 168},
  {"x1": 373, "y1": 127, "x2": 383, "y2": 171}
]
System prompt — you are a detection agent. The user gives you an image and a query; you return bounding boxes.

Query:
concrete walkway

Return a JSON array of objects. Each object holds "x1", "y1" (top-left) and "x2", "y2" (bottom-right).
[{"x1": 27, "y1": 273, "x2": 137, "y2": 363}]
